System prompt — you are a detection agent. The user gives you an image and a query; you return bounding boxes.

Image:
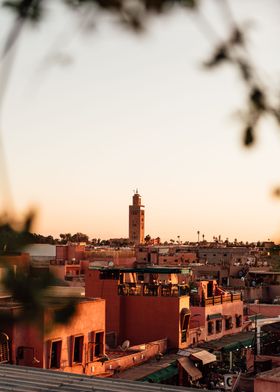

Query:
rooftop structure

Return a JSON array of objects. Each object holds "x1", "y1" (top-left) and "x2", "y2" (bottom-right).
[
  {"x1": 188, "y1": 280, "x2": 244, "y2": 345},
  {"x1": 85, "y1": 266, "x2": 192, "y2": 349}
]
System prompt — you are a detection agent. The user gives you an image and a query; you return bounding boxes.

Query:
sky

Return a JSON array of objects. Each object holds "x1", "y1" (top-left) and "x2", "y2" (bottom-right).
[{"x1": 1, "y1": 0, "x2": 280, "y2": 242}]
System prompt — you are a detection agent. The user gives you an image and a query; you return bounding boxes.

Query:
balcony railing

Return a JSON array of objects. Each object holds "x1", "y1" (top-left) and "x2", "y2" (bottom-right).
[
  {"x1": 191, "y1": 292, "x2": 242, "y2": 306},
  {"x1": 118, "y1": 283, "x2": 189, "y2": 297},
  {"x1": 118, "y1": 284, "x2": 142, "y2": 296}
]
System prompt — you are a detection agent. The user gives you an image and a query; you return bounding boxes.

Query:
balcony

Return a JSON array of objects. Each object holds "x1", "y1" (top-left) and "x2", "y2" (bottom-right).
[
  {"x1": 118, "y1": 283, "x2": 189, "y2": 297},
  {"x1": 191, "y1": 292, "x2": 242, "y2": 306}
]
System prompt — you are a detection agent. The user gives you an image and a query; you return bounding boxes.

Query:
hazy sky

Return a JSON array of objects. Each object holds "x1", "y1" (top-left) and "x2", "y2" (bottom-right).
[{"x1": 1, "y1": 0, "x2": 280, "y2": 242}]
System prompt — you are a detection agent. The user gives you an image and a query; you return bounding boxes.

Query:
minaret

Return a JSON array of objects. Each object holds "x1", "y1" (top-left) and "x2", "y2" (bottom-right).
[{"x1": 129, "y1": 190, "x2": 145, "y2": 245}]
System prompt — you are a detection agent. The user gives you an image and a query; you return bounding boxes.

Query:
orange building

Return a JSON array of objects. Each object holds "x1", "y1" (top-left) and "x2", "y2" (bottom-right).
[
  {"x1": 56, "y1": 244, "x2": 86, "y2": 264},
  {"x1": 129, "y1": 191, "x2": 145, "y2": 245},
  {"x1": 0, "y1": 297, "x2": 106, "y2": 375},
  {"x1": 188, "y1": 280, "x2": 244, "y2": 345},
  {"x1": 85, "y1": 266, "x2": 192, "y2": 349}
]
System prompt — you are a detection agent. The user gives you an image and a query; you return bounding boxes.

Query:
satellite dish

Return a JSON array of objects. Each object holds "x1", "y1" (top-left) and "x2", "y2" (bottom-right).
[
  {"x1": 121, "y1": 340, "x2": 130, "y2": 351},
  {"x1": 108, "y1": 261, "x2": 114, "y2": 267}
]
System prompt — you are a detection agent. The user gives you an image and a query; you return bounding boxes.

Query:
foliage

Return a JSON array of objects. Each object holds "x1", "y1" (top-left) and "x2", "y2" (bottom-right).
[
  {"x1": 144, "y1": 234, "x2": 151, "y2": 244},
  {"x1": 0, "y1": 213, "x2": 77, "y2": 328},
  {"x1": 2, "y1": 0, "x2": 280, "y2": 153}
]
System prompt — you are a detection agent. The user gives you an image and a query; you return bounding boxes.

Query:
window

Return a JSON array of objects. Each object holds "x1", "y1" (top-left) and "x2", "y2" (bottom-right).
[
  {"x1": 95, "y1": 332, "x2": 104, "y2": 357},
  {"x1": 89, "y1": 331, "x2": 104, "y2": 360},
  {"x1": 50, "y1": 340, "x2": 62, "y2": 369},
  {"x1": 72, "y1": 335, "x2": 84, "y2": 364},
  {"x1": 225, "y1": 317, "x2": 233, "y2": 330},
  {"x1": 180, "y1": 308, "x2": 190, "y2": 343},
  {"x1": 216, "y1": 319, "x2": 222, "y2": 333},
  {"x1": 181, "y1": 330, "x2": 187, "y2": 343},
  {"x1": 236, "y1": 315, "x2": 242, "y2": 328},
  {"x1": 0, "y1": 333, "x2": 9, "y2": 363},
  {"x1": 208, "y1": 321, "x2": 214, "y2": 335}
]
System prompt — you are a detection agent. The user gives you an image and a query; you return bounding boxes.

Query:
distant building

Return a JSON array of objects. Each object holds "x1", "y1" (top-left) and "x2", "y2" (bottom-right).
[
  {"x1": 136, "y1": 246, "x2": 197, "y2": 266},
  {"x1": 129, "y1": 191, "x2": 145, "y2": 245}
]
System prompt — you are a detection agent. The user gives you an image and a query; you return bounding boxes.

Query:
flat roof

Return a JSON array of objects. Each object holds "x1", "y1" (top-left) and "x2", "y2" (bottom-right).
[
  {"x1": 256, "y1": 367, "x2": 280, "y2": 382},
  {"x1": 89, "y1": 266, "x2": 191, "y2": 274},
  {"x1": 249, "y1": 270, "x2": 280, "y2": 275},
  {"x1": 0, "y1": 364, "x2": 207, "y2": 391}
]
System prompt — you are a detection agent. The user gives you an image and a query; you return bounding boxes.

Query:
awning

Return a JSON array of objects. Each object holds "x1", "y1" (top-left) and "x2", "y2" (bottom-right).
[
  {"x1": 207, "y1": 313, "x2": 222, "y2": 321},
  {"x1": 198, "y1": 331, "x2": 255, "y2": 353},
  {"x1": 222, "y1": 336, "x2": 254, "y2": 352},
  {"x1": 190, "y1": 350, "x2": 216, "y2": 365},
  {"x1": 177, "y1": 357, "x2": 202, "y2": 381},
  {"x1": 140, "y1": 364, "x2": 178, "y2": 383}
]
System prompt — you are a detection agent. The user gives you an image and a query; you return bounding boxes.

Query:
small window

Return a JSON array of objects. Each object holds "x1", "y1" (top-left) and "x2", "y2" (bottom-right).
[
  {"x1": 216, "y1": 319, "x2": 222, "y2": 333},
  {"x1": 0, "y1": 333, "x2": 9, "y2": 363},
  {"x1": 236, "y1": 315, "x2": 242, "y2": 328},
  {"x1": 50, "y1": 340, "x2": 62, "y2": 369},
  {"x1": 89, "y1": 331, "x2": 105, "y2": 361},
  {"x1": 208, "y1": 321, "x2": 214, "y2": 335},
  {"x1": 72, "y1": 335, "x2": 84, "y2": 364},
  {"x1": 94, "y1": 332, "x2": 104, "y2": 357},
  {"x1": 225, "y1": 317, "x2": 233, "y2": 330}
]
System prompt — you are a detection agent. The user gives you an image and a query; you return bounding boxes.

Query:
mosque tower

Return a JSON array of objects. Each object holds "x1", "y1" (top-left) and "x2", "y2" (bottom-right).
[{"x1": 129, "y1": 190, "x2": 145, "y2": 245}]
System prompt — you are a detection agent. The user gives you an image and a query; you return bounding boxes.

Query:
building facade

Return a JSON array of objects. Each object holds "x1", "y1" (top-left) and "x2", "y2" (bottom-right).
[
  {"x1": 0, "y1": 297, "x2": 106, "y2": 375},
  {"x1": 85, "y1": 266, "x2": 191, "y2": 349}
]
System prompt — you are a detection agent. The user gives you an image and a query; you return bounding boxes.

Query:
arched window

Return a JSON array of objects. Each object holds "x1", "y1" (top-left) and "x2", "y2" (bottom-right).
[{"x1": 0, "y1": 333, "x2": 9, "y2": 363}]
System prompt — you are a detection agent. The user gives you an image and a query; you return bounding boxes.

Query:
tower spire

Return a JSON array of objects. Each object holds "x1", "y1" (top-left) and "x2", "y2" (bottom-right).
[{"x1": 129, "y1": 191, "x2": 145, "y2": 245}]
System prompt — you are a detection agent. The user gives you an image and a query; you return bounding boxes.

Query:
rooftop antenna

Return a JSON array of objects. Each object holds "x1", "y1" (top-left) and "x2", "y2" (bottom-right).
[{"x1": 120, "y1": 340, "x2": 130, "y2": 351}]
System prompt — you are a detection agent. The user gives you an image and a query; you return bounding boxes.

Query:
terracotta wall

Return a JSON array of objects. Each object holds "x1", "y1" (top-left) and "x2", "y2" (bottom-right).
[
  {"x1": 44, "y1": 299, "x2": 105, "y2": 374},
  {"x1": 85, "y1": 270, "x2": 190, "y2": 349},
  {"x1": 191, "y1": 300, "x2": 244, "y2": 342},
  {"x1": 248, "y1": 304, "x2": 280, "y2": 318},
  {"x1": 85, "y1": 270, "x2": 121, "y2": 339},
  {"x1": 119, "y1": 295, "x2": 189, "y2": 349},
  {"x1": 3, "y1": 299, "x2": 105, "y2": 375},
  {"x1": 255, "y1": 378, "x2": 280, "y2": 392}
]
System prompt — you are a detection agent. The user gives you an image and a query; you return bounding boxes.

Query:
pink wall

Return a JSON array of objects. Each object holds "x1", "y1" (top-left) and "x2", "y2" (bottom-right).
[
  {"x1": 248, "y1": 304, "x2": 280, "y2": 318},
  {"x1": 191, "y1": 300, "x2": 244, "y2": 342},
  {"x1": 119, "y1": 295, "x2": 189, "y2": 349}
]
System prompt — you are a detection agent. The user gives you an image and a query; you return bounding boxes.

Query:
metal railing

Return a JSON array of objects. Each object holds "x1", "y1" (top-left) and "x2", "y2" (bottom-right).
[
  {"x1": 118, "y1": 283, "x2": 189, "y2": 297},
  {"x1": 192, "y1": 292, "x2": 242, "y2": 306}
]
